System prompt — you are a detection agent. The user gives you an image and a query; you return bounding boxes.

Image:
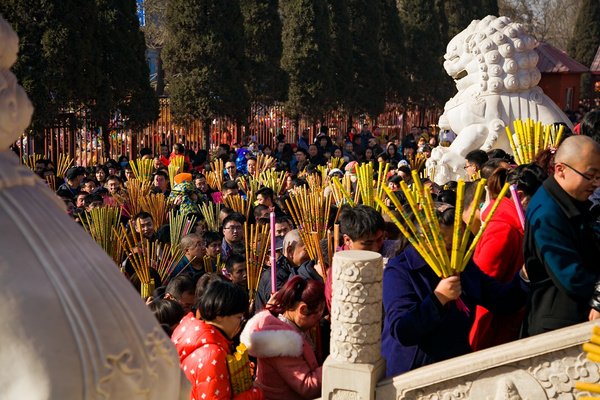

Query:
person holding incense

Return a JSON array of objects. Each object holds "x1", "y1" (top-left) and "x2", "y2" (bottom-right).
[
  {"x1": 469, "y1": 165, "x2": 545, "y2": 351},
  {"x1": 221, "y1": 212, "x2": 246, "y2": 262},
  {"x1": 521, "y1": 135, "x2": 600, "y2": 338},
  {"x1": 241, "y1": 276, "x2": 325, "y2": 400},
  {"x1": 381, "y1": 204, "x2": 529, "y2": 377},
  {"x1": 225, "y1": 253, "x2": 248, "y2": 293},
  {"x1": 172, "y1": 233, "x2": 207, "y2": 283},
  {"x1": 172, "y1": 279, "x2": 264, "y2": 400}
]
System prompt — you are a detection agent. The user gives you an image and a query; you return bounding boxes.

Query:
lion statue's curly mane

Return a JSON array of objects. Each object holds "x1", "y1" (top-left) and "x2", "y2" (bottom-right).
[{"x1": 427, "y1": 15, "x2": 573, "y2": 184}]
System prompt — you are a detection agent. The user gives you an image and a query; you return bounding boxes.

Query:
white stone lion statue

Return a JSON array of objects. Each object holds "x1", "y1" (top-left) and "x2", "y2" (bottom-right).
[{"x1": 426, "y1": 15, "x2": 573, "y2": 184}]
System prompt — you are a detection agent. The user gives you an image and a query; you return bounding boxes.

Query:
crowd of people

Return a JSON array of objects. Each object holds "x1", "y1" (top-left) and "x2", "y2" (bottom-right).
[{"x1": 28, "y1": 108, "x2": 600, "y2": 399}]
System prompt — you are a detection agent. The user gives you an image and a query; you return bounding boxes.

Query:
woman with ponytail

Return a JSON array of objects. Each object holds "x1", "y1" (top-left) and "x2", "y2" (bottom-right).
[
  {"x1": 469, "y1": 164, "x2": 547, "y2": 351},
  {"x1": 241, "y1": 276, "x2": 325, "y2": 400}
]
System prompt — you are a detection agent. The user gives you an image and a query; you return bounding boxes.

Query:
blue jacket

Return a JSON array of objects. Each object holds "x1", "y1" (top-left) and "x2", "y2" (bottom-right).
[{"x1": 381, "y1": 245, "x2": 528, "y2": 377}]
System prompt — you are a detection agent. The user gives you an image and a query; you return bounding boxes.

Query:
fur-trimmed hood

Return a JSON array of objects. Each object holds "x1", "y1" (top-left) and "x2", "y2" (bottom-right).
[{"x1": 240, "y1": 311, "x2": 304, "y2": 358}]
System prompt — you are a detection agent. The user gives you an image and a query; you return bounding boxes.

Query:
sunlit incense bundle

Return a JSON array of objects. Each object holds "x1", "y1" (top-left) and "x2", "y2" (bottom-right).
[
  {"x1": 259, "y1": 169, "x2": 288, "y2": 195},
  {"x1": 168, "y1": 156, "x2": 185, "y2": 188},
  {"x1": 169, "y1": 211, "x2": 197, "y2": 255},
  {"x1": 46, "y1": 175, "x2": 56, "y2": 191},
  {"x1": 575, "y1": 325, "x2": 600, "y2": 398},
  {"x1": 152, "y1": 242, "x2": 187, "y2": 283},
  {"x1": 224, "y1": 194, "x2": 251, "y2": 220},
  {"x1": 257, "y1": 154, "x2": 276, "y2": 173},
  {"x1": 330, "y1": 157, "x2": 344, "y2": 170},
  {"x1": 317, "y1": 166, "x2": 329, "y2": 189},
  {"x1": 130, "y1": 159, "x2": 154, "y2": 183},
  {"x1": 407, "y1": 153, "x2": 427, "y2": 172},
  {"x1": 245, "y1": 222, "x2": 270, "y2": 300},
  {"x1": 113, "y1": 224, "x2": 154, "y2": 298},
  {"x1": 506, "y1": 118, "x2": 565, "y2": 165},
  {"x1": 306, "y1": 173, "x2": 323, "y2": 191},
  {"x1": 199, "y1": 201, "x2": 220, "y2": 231},
  {"x1": 329, "y1": 176, "x2": 355, "y2": 207},
  {"x1": 83, "y1": 205, "x2": 124, "y2": 264},
  {"x1": 140, "y1": 193, "x2": 169, "y2": 231},
  {"x1": 285, "y1": 186, "x2": 332, "y2": 260},
  {"x1": 238, "y1": 175, "x2": 260, "y2": 205},
  {"x1": 227, "y1": 343, "x2": 253, "y2": 396},
  {"x1": 208, "y1": 159, "x2": 224, "y2": 191},
  {"x1": 56, "y1": 154, "x2": 74, "y2": 178},
  {"x1": 113, "y1": 179, "x2": 151, "y2": 218},
  {"x1": 375, "y1": 170, "x2": 509, "y2": 278},
  {"x1": 23, "y1": 154, "x2": 42, "y2": 171},
  {"x1": 355, "y1": 162, "x2": 375, "y2": 208},
  {"x1": 203, "y1": 255, "x2": 215, "y2": 274}
]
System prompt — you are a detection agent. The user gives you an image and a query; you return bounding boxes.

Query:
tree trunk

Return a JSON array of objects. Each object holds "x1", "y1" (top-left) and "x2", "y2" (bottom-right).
[{"x1": 202, "y1": 119, "x2": 211, "y2": 151}]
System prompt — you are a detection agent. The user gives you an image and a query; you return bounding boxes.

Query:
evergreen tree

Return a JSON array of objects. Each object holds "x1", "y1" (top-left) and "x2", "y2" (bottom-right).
[
  {"x1": 280, "y1": 0, "x2": 334, "y2": 122},
  {"x1": 240, "y1": 0, "x2": 288, "y2": 106},
  {"x1": 328, "y1": 0, "x2": 355, "y2": 110},
  {"x1": 94, "y1": 0, "x2": 159, "y2": 153},
  {"x1": 163, "y1": 0, "x2": 249, "y2": 148},
  {"x1": 379, "y1": 0, "x2": 406, "y2": 102},
  {"x1": 347, "y1": 0, "x2": 386, "y2": 118},
  {"x1": 478, "y1": 0, "x2": 498, "y2": 16},
  {"x1": 568, "y1": 0, "x2": 600, "y2": 100},
  {"x1": 400, "y1": 0, "x2": 452, "y2": 107}
]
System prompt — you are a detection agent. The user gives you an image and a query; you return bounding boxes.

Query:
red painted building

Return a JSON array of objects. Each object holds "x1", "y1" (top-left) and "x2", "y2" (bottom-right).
[{"x1": 534, "y1": 42, "x2": 589, "y2": 111}]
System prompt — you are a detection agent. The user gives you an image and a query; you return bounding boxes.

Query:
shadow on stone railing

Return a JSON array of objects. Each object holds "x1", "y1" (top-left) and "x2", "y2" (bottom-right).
[{"x1": 376, "y1": 320, "x2": 600, "y2": 400}]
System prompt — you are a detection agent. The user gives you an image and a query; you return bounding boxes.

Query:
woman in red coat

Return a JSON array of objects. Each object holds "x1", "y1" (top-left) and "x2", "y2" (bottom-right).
[
  {"x1": 241, "y1": 276, "x2": 325, "y2": 400},
  {"x1": 172, "y1": 280, "x2": 263, "y2": 400},
  {"x1": 469, "y1": 164, "x2": 547, "y2": 350}
]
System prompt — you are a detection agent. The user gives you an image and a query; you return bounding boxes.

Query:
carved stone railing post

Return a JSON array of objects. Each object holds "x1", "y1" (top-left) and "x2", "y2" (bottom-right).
[{"x1": 322, "y1": 250, "x2": 386, "y2": 400}]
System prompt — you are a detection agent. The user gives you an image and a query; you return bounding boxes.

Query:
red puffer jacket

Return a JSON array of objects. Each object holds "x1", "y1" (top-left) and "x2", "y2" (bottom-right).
[{"x1": 172, "y1": 313, "x2": 263, "y2": 400}]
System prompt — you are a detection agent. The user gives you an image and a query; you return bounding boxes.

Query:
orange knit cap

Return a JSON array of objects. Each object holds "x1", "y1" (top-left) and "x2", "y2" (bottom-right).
[{"x1": 174, "y1": 173, "x2": 192, "y2": 185}]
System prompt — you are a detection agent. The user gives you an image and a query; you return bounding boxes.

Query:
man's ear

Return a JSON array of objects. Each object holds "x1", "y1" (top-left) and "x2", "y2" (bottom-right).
[
  {"x1": 164, "y1": 293, "x2": 173, "y2": 300},
  {"x1": 343, "y1": 234, "x2": 352, "y2": 247}
]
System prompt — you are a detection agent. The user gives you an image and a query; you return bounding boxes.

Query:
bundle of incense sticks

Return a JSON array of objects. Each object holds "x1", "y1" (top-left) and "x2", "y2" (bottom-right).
[
  {"x1": 152, "y1": 242, "x2": 187, "y2": 282},
  {"x1": 56, "y1": 154, "x2": 74, "y2": 179},
  {"x1": 129, "y1": 159, "x2": 154, "y2": 183},
  {"x1": 575, "y1": 325, "x2": 600, "y2": 398},
  {"x1": 168, "y1": 156, "x2": 185, "y2": 188},
  {"x1": 226, "y1": 343, "x2": 253, "y2": 395},
  {"x1": 317, "y1": 166, "x2": 329, "y2": 189},
  {"x1": 306, "y1": 173, "x2": 323, "y2": 191},
  {"x1": 113, "y1": 179, "x2": 151, "y2": 218},
  {"x1": 113, "y1": 224, "x2": 155, "y2": 298},
  {"x1": 83, "y1": 205, "x2": 124, "y2": 264},
  {"x1": 238, "y1": 175, "x2": 259, "y2": 205},
  {"x1": 285, "y1": 186, "x2": 332, "y2": 261},
  {"x1": 505, "y1": 119, "x2": 565, "y2": 165},
  {"x1": 355, "y1": 162, "x2": 374, "y2": 207},
  {"x1": 208, "y1": 159, "x2": 224, "y2": 190},
  {"x1": 140, "y1": 193, "x2": 169, "y2": 231},
  {"x1": 329, "y1": 157, "x2": 344, "y2": 170},
  {"x1": 245, "y1": 222, "x2": 270, "y2": 301},
  {"x1": 199, "y1": 201, "x2": 220, "y2": 231},
  {"x1": 224, "y1": 194, "x2": 251, "y2": 220},
  {"x1": 257, "y1": 154, "x2": 276, "y2": 173},
  {"x1": 46, "y1": 175, "x2": 56, "y2": 191},
  {"x1": 329, "y1": 176, "x2": 356, "y2": 207},
  {"x1": 169, "y1": 211, "x2": 197, "y2": 255},
  {"x1": 203, "y1": 255, "x2": 214, "y2": 273},
  {"x1": 23, "y1": 154, "x2": 42, "y2": 171},
  {"x1": 260, "y1": 169, "x2": 288, "y2": 195},
  {"x1": 407, "y1": 153, "x2": 427, "y2": 172},
  {"x1": 375, "y1": 170, "x2": 510, "y2": 280}
]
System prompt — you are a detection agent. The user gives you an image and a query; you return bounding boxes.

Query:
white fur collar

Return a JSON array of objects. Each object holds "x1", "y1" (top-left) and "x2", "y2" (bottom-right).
[{"x1": 240, "y1": 313, "x2": 304, "y2": 358}]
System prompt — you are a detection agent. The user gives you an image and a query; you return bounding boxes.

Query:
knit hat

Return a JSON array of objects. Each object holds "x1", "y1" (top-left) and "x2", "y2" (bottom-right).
[{"x1": 173, "y1": 173, "x2": 192, "y2": 185}]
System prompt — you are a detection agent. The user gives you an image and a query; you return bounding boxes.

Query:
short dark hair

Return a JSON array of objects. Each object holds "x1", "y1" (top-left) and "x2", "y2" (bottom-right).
[
  {"x1": 140, "y1": 147, "x2": 153, "y2": 157},
  {"x1": 149, "y1": 298, "x2": 185, "y2": 327},
  {"x1": 222, "y1": 212, "x2": 246, "y2": 228},
  {"x1": 198, "y1": 280, "x2": 249, "y2": 321},
  {"x1": 225, "y1": 253, "x2": 245, "y2": 274},
  {"x1": 253, "y1": 204, "x2": 270, "y2": 219},
  {"x1": 202, "y1": 230, "x2": 223, "y2": 245},
  {"x1": 256, "y1": 187, "x2": 274, "y2": 200},
  {"x1": 133, "y1": 211, "x2": 153, "y2": 221},
  {"x1": 165, "y1": 275, "x2": 195, "y2": 300},
  {"x1": 106, "y1": 175, "x2": 122, "y2": 183},
  {"x1": 338, "y1": 204, "x2": 385, "y2": 241},
  {"x1": 83, "y1": 193, "x2": 104, "y2": 207},
  {"x1": 154, "y1": 170, "x2": 168, "y2": 180},
  {"x1": 173, "y1": 143, "x2": 185, "y2": 154},
  {"x1": 481, "y1": 158, "x2": 509, "y2": 180},
  {"x1": 295, "y1": 148, "x2": 308, "y2": 156},
  {"x1": 275, "y1": 215, "x2": 293, "y2": 226},
  {"x1": 222, "y1": 180, "x2": 239, "y2": 191},
  {"x1": 465, "y1": 150, "x2": 489, "y2": 169}
]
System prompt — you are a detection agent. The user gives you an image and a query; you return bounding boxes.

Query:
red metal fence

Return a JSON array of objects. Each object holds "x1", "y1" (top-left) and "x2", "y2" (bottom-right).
[{"x1": 16, "y1": 98, "x2": 441, "y2": 166}]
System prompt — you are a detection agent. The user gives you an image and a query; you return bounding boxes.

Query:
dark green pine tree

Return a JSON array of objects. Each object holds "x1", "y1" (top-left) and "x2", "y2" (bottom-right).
[
  {"x1": 478, "y1": 0, "x2": 498, "y2": 17},
  {"x1": 240, "y1": 0, "x2": 288, "y2": 106},
  {"x1": 347, "y1": 0, "x2": 386, "y2": 118},
  {"x1": 444, "y1": 0, "x2": 477, "y2": 39},
  {"x1": 568, "y1": 0, "x2": 600, "y2": 100},
  {"x1": 400, "y1": 0, "x2": 451, "y2": 107},
  {"x1": 163, "y1": 0, "x2": 249, "y2": 149},
  {"x1": 328, "y1": 0, "x2": 355, "y2": 111},
  {"x1": 379, "y1": 0, "x2": 406, "y2": 103},
  {"x1": 94, "y1": 0, "x2": 159, "y2": 153},
  {"x1": 280, "y1": 0, "x2": 334, "y2": 123}
]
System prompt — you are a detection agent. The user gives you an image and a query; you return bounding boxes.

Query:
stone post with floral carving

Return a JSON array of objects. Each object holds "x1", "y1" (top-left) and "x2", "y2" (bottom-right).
[{"x1": 322, "y1": 250, "x2": 386, "y2": 400}]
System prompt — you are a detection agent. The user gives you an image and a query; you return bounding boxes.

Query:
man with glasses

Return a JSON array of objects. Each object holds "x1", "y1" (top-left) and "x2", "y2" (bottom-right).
[
  {"x1": 221, "y1": 213, "x2": 246, "y2": 262},
  {"x1": 522, "y1": 135, "x2": 600, "y2": 338},
  {"x1": 225, "y1": 160, "x2": 239, "y2": 181}
]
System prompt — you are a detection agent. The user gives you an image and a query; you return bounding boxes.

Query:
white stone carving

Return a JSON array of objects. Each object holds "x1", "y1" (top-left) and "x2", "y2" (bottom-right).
[
  {"x1": 330, "y1": 250, "x2": 383, "y2": 365},
  {"x1": 0, "y1": 16, "x2": 190, "y2": 400},
  {"x1": 426, "y1": 15, "x2": 573, "y2": 184}
]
